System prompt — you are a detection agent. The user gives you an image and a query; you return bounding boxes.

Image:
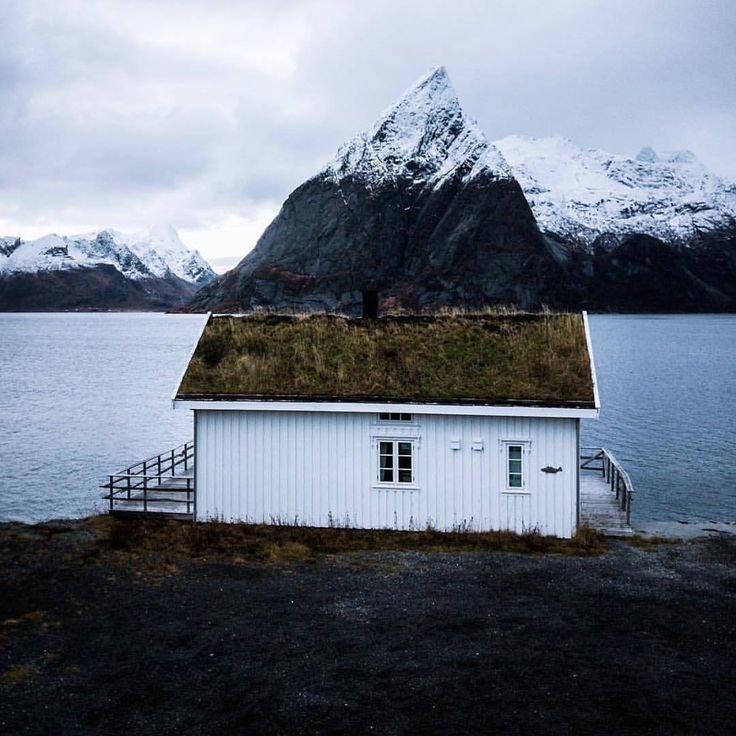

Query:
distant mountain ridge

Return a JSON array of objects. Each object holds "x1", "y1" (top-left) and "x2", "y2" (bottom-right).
[
  {"x1": 494, "y1": 135, "x2": 736, "y2": 249},
  {"x1": 13, "y1": 68, "x2": 731, "y2": 313},
  {"x1": 0, "y1": 226, "x2": 215, "y2": 311},
  {"x1": 188, "y1": 66, "x2": 736, "y2": 313},
  {"x1": 189, "y1": 66, "x2": 736, "y2": 314}
]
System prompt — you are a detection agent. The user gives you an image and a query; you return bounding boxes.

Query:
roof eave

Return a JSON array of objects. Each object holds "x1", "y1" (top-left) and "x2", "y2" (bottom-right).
[
  {"x1": 173, "y1": 396, "x2": 599, "y2": 419},
  {"x1": 582, "y1": 310, "x2": 601, "y2": 411}
]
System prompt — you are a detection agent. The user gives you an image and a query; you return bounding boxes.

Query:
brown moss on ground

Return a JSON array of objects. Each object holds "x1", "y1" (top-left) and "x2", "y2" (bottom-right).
[
  {"x1": 0, "y1": 515, "x2": 606, "y2": 585},
  {"x1": 98, "y1": 515, "x2": 606, "y2": 563},
  {"x1": 176, "y1": 312, "x2": 595, "y2": 405}
]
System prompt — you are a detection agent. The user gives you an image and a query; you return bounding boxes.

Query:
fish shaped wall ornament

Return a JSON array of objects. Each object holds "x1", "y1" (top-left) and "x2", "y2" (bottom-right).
[{"x1": 541, "y1": 466, "x2": 563, "y2": 474}]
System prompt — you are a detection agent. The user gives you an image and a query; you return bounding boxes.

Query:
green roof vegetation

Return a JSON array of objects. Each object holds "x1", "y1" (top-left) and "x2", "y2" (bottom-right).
[{"x1": 176, "y1": 312, "x2": 595, "y2": 406}]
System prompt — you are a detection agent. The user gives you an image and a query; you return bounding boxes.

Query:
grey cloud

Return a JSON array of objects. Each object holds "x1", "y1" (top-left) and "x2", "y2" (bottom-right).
[{"x1": 0, "y1": 0, "x2": 734, "y2": 248}]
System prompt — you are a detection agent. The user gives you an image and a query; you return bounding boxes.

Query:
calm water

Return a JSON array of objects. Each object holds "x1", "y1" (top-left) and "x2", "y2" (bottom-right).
[
  {"x1": 0, "y1": 313, "x2": 734, "y2": 523},
  {"x1": 583, "y1": 315, "x2": 736, "y2": 522},
  {"x1": 0, "y1": 313, "x2": 206, "y2": 522}
]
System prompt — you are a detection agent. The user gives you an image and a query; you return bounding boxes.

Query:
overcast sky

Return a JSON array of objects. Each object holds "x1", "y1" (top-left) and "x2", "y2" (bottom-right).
[{"x1": 1, "y1": 0, "x2": 734, "y2": 271}]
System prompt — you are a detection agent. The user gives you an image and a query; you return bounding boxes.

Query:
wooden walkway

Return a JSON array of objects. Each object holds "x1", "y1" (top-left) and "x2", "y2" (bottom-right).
[
  {"x1": 103, "y1": 441, "x2": 195, "y2": 518},
  {"x1": 579, "y1": 446, "x2": 635, "y2": 536},
  {"x1": 580, "y1": 469, "x2": 633, "y2": 536}
]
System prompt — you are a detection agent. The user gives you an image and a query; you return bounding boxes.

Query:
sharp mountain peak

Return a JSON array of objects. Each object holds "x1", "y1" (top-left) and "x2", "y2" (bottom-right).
[{"x1": 323, "y1": 66, "x2": 511, "y2": 186}]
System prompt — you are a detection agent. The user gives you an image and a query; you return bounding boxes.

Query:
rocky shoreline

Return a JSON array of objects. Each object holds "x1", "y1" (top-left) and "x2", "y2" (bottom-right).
[{"x1": 1, "y1": 516, "x2": 734, "y2": 735}]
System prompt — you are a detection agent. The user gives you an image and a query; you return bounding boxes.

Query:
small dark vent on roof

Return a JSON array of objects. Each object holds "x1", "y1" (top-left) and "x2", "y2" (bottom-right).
[{"x1": 362, "y1": 290, "x2": 379, "y2": 320}]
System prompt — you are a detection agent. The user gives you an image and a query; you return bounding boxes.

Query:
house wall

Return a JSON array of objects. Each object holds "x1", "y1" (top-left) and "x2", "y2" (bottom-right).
[{"x1": 194, "y1": 410, "x2": 580, "y2": 537}]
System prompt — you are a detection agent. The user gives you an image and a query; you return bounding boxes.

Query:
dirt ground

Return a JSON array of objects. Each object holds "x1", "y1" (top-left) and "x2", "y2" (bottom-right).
[{"x1": 0, "y1": 517, "x2": 734, "y2": 736}]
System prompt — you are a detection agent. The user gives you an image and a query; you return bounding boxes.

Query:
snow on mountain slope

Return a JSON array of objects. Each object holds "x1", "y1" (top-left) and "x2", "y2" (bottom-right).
[
  {"x1": 0, "y1": 227, "x2": 215, "y2": 284},
  {"x1": 323, "y1": 66, "x2": 512, "y2": 189},
  {"x1": 118, "y1": 225, "x2": 214, "y2": 284},
  {"x1": 494, "y1": 135, "x2": 736, "y2": 247}
]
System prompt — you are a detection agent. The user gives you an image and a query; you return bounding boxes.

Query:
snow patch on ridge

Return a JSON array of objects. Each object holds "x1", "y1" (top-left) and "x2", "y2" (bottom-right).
[
  {"x1": 495, "y1": 135, "x2": 736, "y2": 246},
  {"x1": 323, "y1": 66, "x2": 511, "y2": 188},
  {"x1": 0, "y1": 226, "x2": 215, "y2": 284}
]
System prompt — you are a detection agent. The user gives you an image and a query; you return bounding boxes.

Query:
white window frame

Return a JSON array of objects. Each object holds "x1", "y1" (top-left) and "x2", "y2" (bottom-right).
[
  {"x1": 500, "y1": 440, "x2": 531, "y2": 493},
  {"x1": 376, "y1": 439, "x2": 416, "y2": 487},
  {"x1": 371, "y1": 414, "x2": 420, "y2": 490}
]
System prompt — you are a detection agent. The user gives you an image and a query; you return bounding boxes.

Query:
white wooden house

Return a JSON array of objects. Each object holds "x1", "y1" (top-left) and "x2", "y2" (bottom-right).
[{"x1": 173, "y1": 312, "x2": 599, "y2": 538}]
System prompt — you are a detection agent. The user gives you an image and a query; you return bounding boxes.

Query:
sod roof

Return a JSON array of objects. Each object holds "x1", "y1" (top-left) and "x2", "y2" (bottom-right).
[{"x1": 175, "y1": 313, "x2": 596, "y2": 407}]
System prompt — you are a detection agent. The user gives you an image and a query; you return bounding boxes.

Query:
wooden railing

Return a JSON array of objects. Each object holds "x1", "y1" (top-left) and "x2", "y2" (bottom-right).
[
  {"x1": 580, "y1": 446, "x2": 635, "y2": 524},
  {"x1": 102, "y1": 441, "x2": 194, "y2": 515}
]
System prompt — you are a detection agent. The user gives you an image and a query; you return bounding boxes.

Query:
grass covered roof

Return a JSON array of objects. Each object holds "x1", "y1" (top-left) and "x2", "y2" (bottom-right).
[{"x1": 176, "y1": 312, "x2": 595, "y2": 407}]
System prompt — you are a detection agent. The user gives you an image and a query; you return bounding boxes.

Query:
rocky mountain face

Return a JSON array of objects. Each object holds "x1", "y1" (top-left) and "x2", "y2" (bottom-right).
[
  {"x1": 0, "y1": 226, "x2": 215, "y2": 311},
  {"x1": 189, "y1": 67, "x2": 736, "y2": 314},
  {"x1": 189, "y1": 67, "x2": 571, "y2": 314}
]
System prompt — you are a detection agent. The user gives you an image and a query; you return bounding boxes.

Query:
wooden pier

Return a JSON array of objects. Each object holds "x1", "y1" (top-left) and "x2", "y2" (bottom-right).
[
  {"x1": 102, "y1": 441, "x2": 195, "y2": 519},
  {"x1": 580, "y1": 447, "x2": 634, "y2": 536}
]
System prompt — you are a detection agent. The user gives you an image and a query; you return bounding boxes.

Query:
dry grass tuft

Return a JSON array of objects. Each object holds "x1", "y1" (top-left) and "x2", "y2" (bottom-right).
[
  {"x1": 626, "y1": 535, "x2": 679, "y2": 550},
  {"x1": 2, "y1": 610, "x2": 61, "y2": 632},
  {"x1": 177, "y1": 312, "x2": 594, "y2": 405},
  {"x1": 1, "y1": 664, "x2": 39, "y2": 686}
]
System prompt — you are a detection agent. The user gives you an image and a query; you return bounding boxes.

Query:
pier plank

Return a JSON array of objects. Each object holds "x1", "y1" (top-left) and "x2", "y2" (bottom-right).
[{"x1": 580, "y1": 471, "x2": 633, "y2": 535}]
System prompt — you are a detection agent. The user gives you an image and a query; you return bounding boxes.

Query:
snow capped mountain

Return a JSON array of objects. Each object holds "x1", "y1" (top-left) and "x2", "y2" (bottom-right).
[
  {"x1": 0, "y1": 226, "x2": 215, "y2": 284},
  {"x1": 190, "y1": 66, "x2": 549, "y2": 314},
  {"x1": 494, "y1": 135, "x2": 736, "y2": 247},
  {"x1": 323, "y1": 66, "x2": 512, "y2": 190}
]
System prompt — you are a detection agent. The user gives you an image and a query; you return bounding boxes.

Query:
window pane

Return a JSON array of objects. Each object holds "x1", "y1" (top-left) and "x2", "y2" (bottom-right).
[
  {"x1": 380, "y1": 440, "x2": 395, "y2": 484},
  {"x1": 379, "y1": 413, "x2": 390, "y2": 421},
  {"x1": 398, "y1": 469, "x2": 412, "y2": 483},
  {"x1": 508, "y1": 446, "x2": 522, "y2": 460},
  {"x1": 509, "y1": 474, "x2": 522, "y2": 488},
  {"x1": 398, "y1": 442, "x2": 412, "y2": 455},
  {"x1": 400, "y1": 413, "x2": 412, "y2": 421},
  {"x1": 398, "y1": 455, "x2": 411, "y2": 469},
  {"x1": 509, "y1": 459, "x2": 522, "y2": 473}
]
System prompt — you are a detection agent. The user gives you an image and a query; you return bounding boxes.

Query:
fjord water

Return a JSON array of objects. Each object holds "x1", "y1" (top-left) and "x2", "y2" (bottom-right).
[
  {"x1": 583, "y1": 314, "x2": 736, "y2": 522},
  {"x1": 0, "y1": 313, "x2": 206, "y2": 522},
  {"x1": 0, "y1": 313, "x2": 734, "y2": 523}
]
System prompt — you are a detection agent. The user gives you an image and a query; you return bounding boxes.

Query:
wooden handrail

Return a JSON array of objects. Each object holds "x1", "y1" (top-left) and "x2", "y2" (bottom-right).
[
  {"x1": 103, "y1": 440, "x2": 194, "y2": 515},
  {"x1": 580, "y1": 446, "x2": 635, "y2": 524},
  {"x1": 110, "y1": 442, "x2": 194, "y2": 479}
]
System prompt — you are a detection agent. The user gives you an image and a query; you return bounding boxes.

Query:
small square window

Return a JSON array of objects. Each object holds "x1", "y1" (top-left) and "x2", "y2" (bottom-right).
[{"x1": 378, "y1": 413, "x2": 412, "y2": 422}]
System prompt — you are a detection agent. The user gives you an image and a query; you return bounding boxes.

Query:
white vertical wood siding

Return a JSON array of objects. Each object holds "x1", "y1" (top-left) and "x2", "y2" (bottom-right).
[{"x1": 195, "y1": 410, "x2": 579, "y2": 537}]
